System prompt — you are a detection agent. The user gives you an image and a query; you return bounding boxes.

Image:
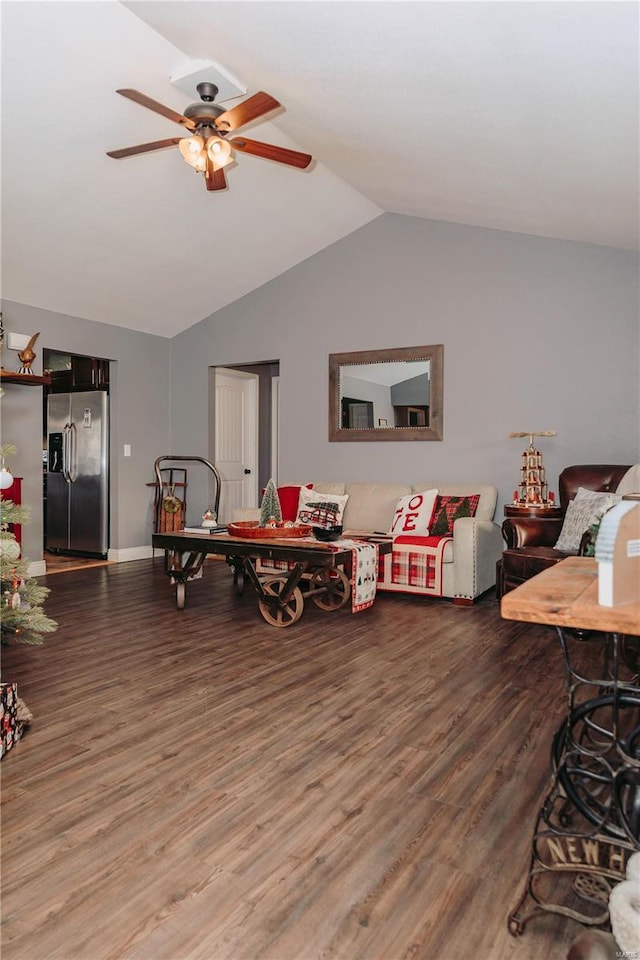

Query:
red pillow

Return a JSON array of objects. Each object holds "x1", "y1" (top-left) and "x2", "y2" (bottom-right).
[
  {"x1": 429, "y1": 494, "x2": 481, "y2": 536},
  {"x1": 278, "y1": 484, "x2": 313, "y2": 522}
]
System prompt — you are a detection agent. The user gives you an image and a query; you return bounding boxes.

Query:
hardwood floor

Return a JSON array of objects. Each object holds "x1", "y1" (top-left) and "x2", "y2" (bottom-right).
[
  {"x1": 1, "y1": 559, "x2": 598, "y2": 959},
  {"x1": 44, "y1": 551, "x2": 113, "y2": 575}
]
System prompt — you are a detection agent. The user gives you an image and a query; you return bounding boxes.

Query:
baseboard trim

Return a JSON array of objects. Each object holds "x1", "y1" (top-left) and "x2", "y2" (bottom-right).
[
  {"x1": 107, "y1": 545, "x2": 154, "y2": 563},
  {"x1": 27, "y1": 560, "x2": 47, "y2": 578}
]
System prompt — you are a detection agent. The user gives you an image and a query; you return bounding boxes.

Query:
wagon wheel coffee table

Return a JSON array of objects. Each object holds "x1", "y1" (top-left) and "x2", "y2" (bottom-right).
[{"x1": 152, "y1": 529, "x2": 392, "y2": 627}]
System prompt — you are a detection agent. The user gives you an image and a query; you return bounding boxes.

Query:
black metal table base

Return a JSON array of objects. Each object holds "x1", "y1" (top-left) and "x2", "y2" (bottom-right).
[
  {"x1": 509, "y1": 629, "x2": 640, "y2": 936},
  {"x1": 162, "y1": 545, "x2": 353, "y2": 625}
]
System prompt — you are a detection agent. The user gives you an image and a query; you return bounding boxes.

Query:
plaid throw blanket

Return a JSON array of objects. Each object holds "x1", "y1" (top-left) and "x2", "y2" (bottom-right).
[{"x1": 378, "y1": 536, "x2": 452, "y2": 596}]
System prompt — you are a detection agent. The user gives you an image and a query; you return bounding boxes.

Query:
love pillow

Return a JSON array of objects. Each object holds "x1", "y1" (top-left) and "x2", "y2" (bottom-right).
[{"x1": 389, "y1": 489, "x2": 439, "y2": 537}]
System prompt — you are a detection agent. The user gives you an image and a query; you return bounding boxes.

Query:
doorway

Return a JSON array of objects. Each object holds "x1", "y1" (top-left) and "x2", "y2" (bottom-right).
[
  {"x1": 42, "y1": 349, "x2": 111, "y2": 562},
  {"x1": 210, "y1": 361, "x2": 280, "y2": 523}
]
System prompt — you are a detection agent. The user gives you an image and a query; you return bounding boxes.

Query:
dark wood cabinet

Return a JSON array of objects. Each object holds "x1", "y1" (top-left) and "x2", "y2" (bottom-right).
[
  {"x1": 69, "y1": 356, "x2": 108, "y2": 389},
  {"x1": 48, "y1": 356, "x2": 109, "y2": 392}
]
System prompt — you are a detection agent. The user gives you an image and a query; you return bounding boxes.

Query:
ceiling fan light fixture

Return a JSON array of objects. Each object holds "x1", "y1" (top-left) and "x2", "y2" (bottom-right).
[
  {"x1": 108, "y1": 87, "x2": 312, "y2": 192},
  {"x1": 206, "y1": 136, "x2": 232, "y2": 170},
  {"x1": 178, "y1": 135, "x2": 204, "y2": 167}
]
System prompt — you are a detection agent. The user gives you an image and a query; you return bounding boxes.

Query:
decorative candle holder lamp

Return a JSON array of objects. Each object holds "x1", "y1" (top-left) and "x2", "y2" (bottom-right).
[{"x1": 509, "y1": 430, "x2": 557, "y2": 507}]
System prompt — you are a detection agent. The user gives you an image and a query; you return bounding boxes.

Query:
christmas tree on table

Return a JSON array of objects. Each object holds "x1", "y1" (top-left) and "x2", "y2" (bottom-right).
[{"x1": 259, "y1": 478, "x2": 282, "y2": 527}]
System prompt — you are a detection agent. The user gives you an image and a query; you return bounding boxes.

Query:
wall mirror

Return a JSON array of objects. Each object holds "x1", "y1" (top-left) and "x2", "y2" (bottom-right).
[{"x1": 329, "y1": 345, "x2": 443, "y2": 442}]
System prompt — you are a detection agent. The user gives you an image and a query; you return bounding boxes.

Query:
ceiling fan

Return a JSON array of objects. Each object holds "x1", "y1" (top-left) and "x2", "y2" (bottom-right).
[{"x1": 106, "y1": 82, "x2": 313, "y2": 191}]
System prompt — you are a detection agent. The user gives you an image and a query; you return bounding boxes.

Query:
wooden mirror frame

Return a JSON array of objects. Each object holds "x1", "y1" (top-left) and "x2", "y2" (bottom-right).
[{"x1": 328, "y1": 344, "x2": 444, "y2": 442}]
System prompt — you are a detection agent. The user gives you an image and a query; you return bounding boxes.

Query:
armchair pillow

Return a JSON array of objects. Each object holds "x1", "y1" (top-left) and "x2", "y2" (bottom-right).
[
  {"x1": 296, "y1": 488, "x2": 349, "y2": 529},
  {"x1": 553, "y1": 490, "x2": 622, "y2": 554},
  {"x1": 429, "y1": 494, "x2": 481, "y2": 536},
  {"x1": 389, "y1": 489, "x2": 439, "y2": 537}
]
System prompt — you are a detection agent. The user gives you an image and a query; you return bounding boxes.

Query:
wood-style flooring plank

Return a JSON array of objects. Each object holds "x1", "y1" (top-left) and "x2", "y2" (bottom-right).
[{"x1": 1, "y1": 558, "x2": 600, "y2": 959}]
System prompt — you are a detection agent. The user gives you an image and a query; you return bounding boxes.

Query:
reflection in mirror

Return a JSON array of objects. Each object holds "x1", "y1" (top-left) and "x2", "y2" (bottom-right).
[
  {"x1": 341, "y1": 360, "x2": 430, "y2": 429},
  {"x1": 329, "y1": 345, "x2": 443, "y2": 442}
]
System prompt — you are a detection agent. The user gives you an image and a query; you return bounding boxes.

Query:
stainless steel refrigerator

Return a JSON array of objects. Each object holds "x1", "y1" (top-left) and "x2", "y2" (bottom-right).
[{"x1": 46, "y1": 392, "x2": 109, "y2": 557}]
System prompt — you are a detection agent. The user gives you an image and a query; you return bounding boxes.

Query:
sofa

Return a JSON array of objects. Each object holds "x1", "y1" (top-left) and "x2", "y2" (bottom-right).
[
  {"x1": 497, "y1": 463, "x2": 639, "y2": 597},
  {"x1": 236, "y1": 480, "x2": 504, "y2": 605}
]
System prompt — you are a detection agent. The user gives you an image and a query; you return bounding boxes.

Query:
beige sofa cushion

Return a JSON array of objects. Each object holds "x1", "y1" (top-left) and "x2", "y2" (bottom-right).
[
  {"x1": 286, "y1": 481, "x2": 346, "y2": 496},
  {"x1": 343, "y1": 482, "x2": 412, "y2": 532}
]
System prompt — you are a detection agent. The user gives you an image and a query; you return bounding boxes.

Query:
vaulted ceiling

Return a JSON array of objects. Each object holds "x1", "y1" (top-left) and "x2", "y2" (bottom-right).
[{"x1": 2, "y1": 1, "x2": 637, "y2": 338}]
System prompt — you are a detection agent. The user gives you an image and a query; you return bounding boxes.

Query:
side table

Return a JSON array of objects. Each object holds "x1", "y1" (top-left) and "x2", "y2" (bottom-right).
[
  {"x1": 501, "y1": 558, "x2": 640, "y2": 936},
  {"x1": 504, "y1": 505, "x2": 564, "y2": 521},
  {"x1": 496, "y1": 505, "x2": 564, "y2": 598}
]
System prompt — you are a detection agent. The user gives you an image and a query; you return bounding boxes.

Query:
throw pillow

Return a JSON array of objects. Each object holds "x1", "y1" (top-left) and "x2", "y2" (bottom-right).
[
  {"x1": 278, "y1": 484, "x2": 313, "y2": 523},
  {"x1": 574, "y1": 486, "x2": 618, "y2": 503},
  {"x1": 554, "y1": 492, "x2": 622, "y2": 554},
  {"x1": 389, "y1": 489, "x2": 439, "y2": 537},
  {"x1": 296, "y1": 488, "x2": 349, "y2": 529},
  {"x1": 429, "y1": 494, "x2": 481, "y2": 536}
]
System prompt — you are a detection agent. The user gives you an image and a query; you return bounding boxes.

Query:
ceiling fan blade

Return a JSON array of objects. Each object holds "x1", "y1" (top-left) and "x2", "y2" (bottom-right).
[
  {"x1": 116, "y1": 89, "x2": 196, "y2": 130},
  {"x1": 205, "y1": 158, "x2": 227, "y2": 191},
  {"x1": 106, "y1": 138, "x2": 181, "y2": 159},
  {"x1": 230, "y1": 137, "x2": 312, "y2": 169},
  {"x1": 214, "y1": 92, "x2": 280, "y2": 133}
]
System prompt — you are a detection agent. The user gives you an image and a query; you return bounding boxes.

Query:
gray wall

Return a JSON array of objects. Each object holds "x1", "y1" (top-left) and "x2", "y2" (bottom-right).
[
  {"x1": 0, "y1": 301, "x2": 171, "y2": 561},
  {"x1": 391, "y1": 373, "x2": 430, "y2": 407},
  {"x1": 2, "y1": 212, "x2": 638, "y2": 565},
  {"x1": 341, "y1": 376, "x2": 393, "y2": 426},
  {"x1": 169, "y1": 214, "x2": 639, "y2": 508}
]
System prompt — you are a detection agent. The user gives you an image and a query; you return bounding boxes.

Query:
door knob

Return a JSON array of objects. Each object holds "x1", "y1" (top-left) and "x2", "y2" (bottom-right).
[{"x1": 244, "y1": 468, "x2": 251, "y2": 474}]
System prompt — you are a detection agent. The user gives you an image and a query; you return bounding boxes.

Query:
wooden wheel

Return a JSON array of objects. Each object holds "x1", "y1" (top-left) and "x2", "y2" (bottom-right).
[
  {"x1": 258, "y1": 577, "x2": 304, "y2": 627},
  {"x1": 310, "y1": 568, "x2": 351, "y2": 610},
  {"x1": 233, "y1": 564, "x2": 245, "y2": 596},
  {"x1": 175, "y1": 581, "x2": 186, "y2": 609}
]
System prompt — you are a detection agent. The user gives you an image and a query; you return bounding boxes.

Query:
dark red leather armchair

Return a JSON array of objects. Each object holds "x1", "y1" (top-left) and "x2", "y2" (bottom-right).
[{"x1": 496, "y1": 464, "x2": 631, "y2": 598}]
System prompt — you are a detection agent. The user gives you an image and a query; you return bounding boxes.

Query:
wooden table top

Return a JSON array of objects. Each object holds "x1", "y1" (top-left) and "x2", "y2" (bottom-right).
[
  {"x1": 152, "y1": 530, "x2": 392, "y2": 564},
  {"x1": 500, "y1": 556, "x2": 640, "y2": 634}
]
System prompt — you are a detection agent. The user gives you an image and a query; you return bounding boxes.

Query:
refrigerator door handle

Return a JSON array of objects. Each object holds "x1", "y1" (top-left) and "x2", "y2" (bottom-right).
[
  {"x1": 62, "y1": 424, "x2": 71, "y2": 483},
  {"x1": 68, "y1": 422, "x2": 77, "y2": 483}
]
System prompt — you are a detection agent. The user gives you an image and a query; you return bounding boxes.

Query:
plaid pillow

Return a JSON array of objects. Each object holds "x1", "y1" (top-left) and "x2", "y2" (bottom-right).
[{"x1": 429, "y1": 494, "x2": 481, "y2": 536}]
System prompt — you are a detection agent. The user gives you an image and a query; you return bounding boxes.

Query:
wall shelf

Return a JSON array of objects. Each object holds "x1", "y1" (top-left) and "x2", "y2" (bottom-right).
[{"x1": 0, "y1": 370, "x2": 51, "y2": 386}]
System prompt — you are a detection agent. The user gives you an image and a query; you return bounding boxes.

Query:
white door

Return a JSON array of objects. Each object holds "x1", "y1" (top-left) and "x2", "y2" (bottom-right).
[{"x1": 214, "y1": 369, "x2": 258, "y2": 523}]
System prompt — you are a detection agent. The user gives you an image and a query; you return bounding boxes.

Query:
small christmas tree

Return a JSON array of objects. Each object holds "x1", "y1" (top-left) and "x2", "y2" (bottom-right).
[
  {"x1": 259, "y1": 479, "x2": 282, "y2": 527},
  {"x1": 0, "y1": 444, "x2": 57, "y2": 645}
]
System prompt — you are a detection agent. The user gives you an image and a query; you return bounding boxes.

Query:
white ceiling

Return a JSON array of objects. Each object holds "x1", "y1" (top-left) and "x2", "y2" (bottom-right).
[
  {"x1": 344, "y1": 361, "x2": 429, "y2": 387},
  {"x1": 2, "y1": 1, "x2": 637, "y2": 339}
]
